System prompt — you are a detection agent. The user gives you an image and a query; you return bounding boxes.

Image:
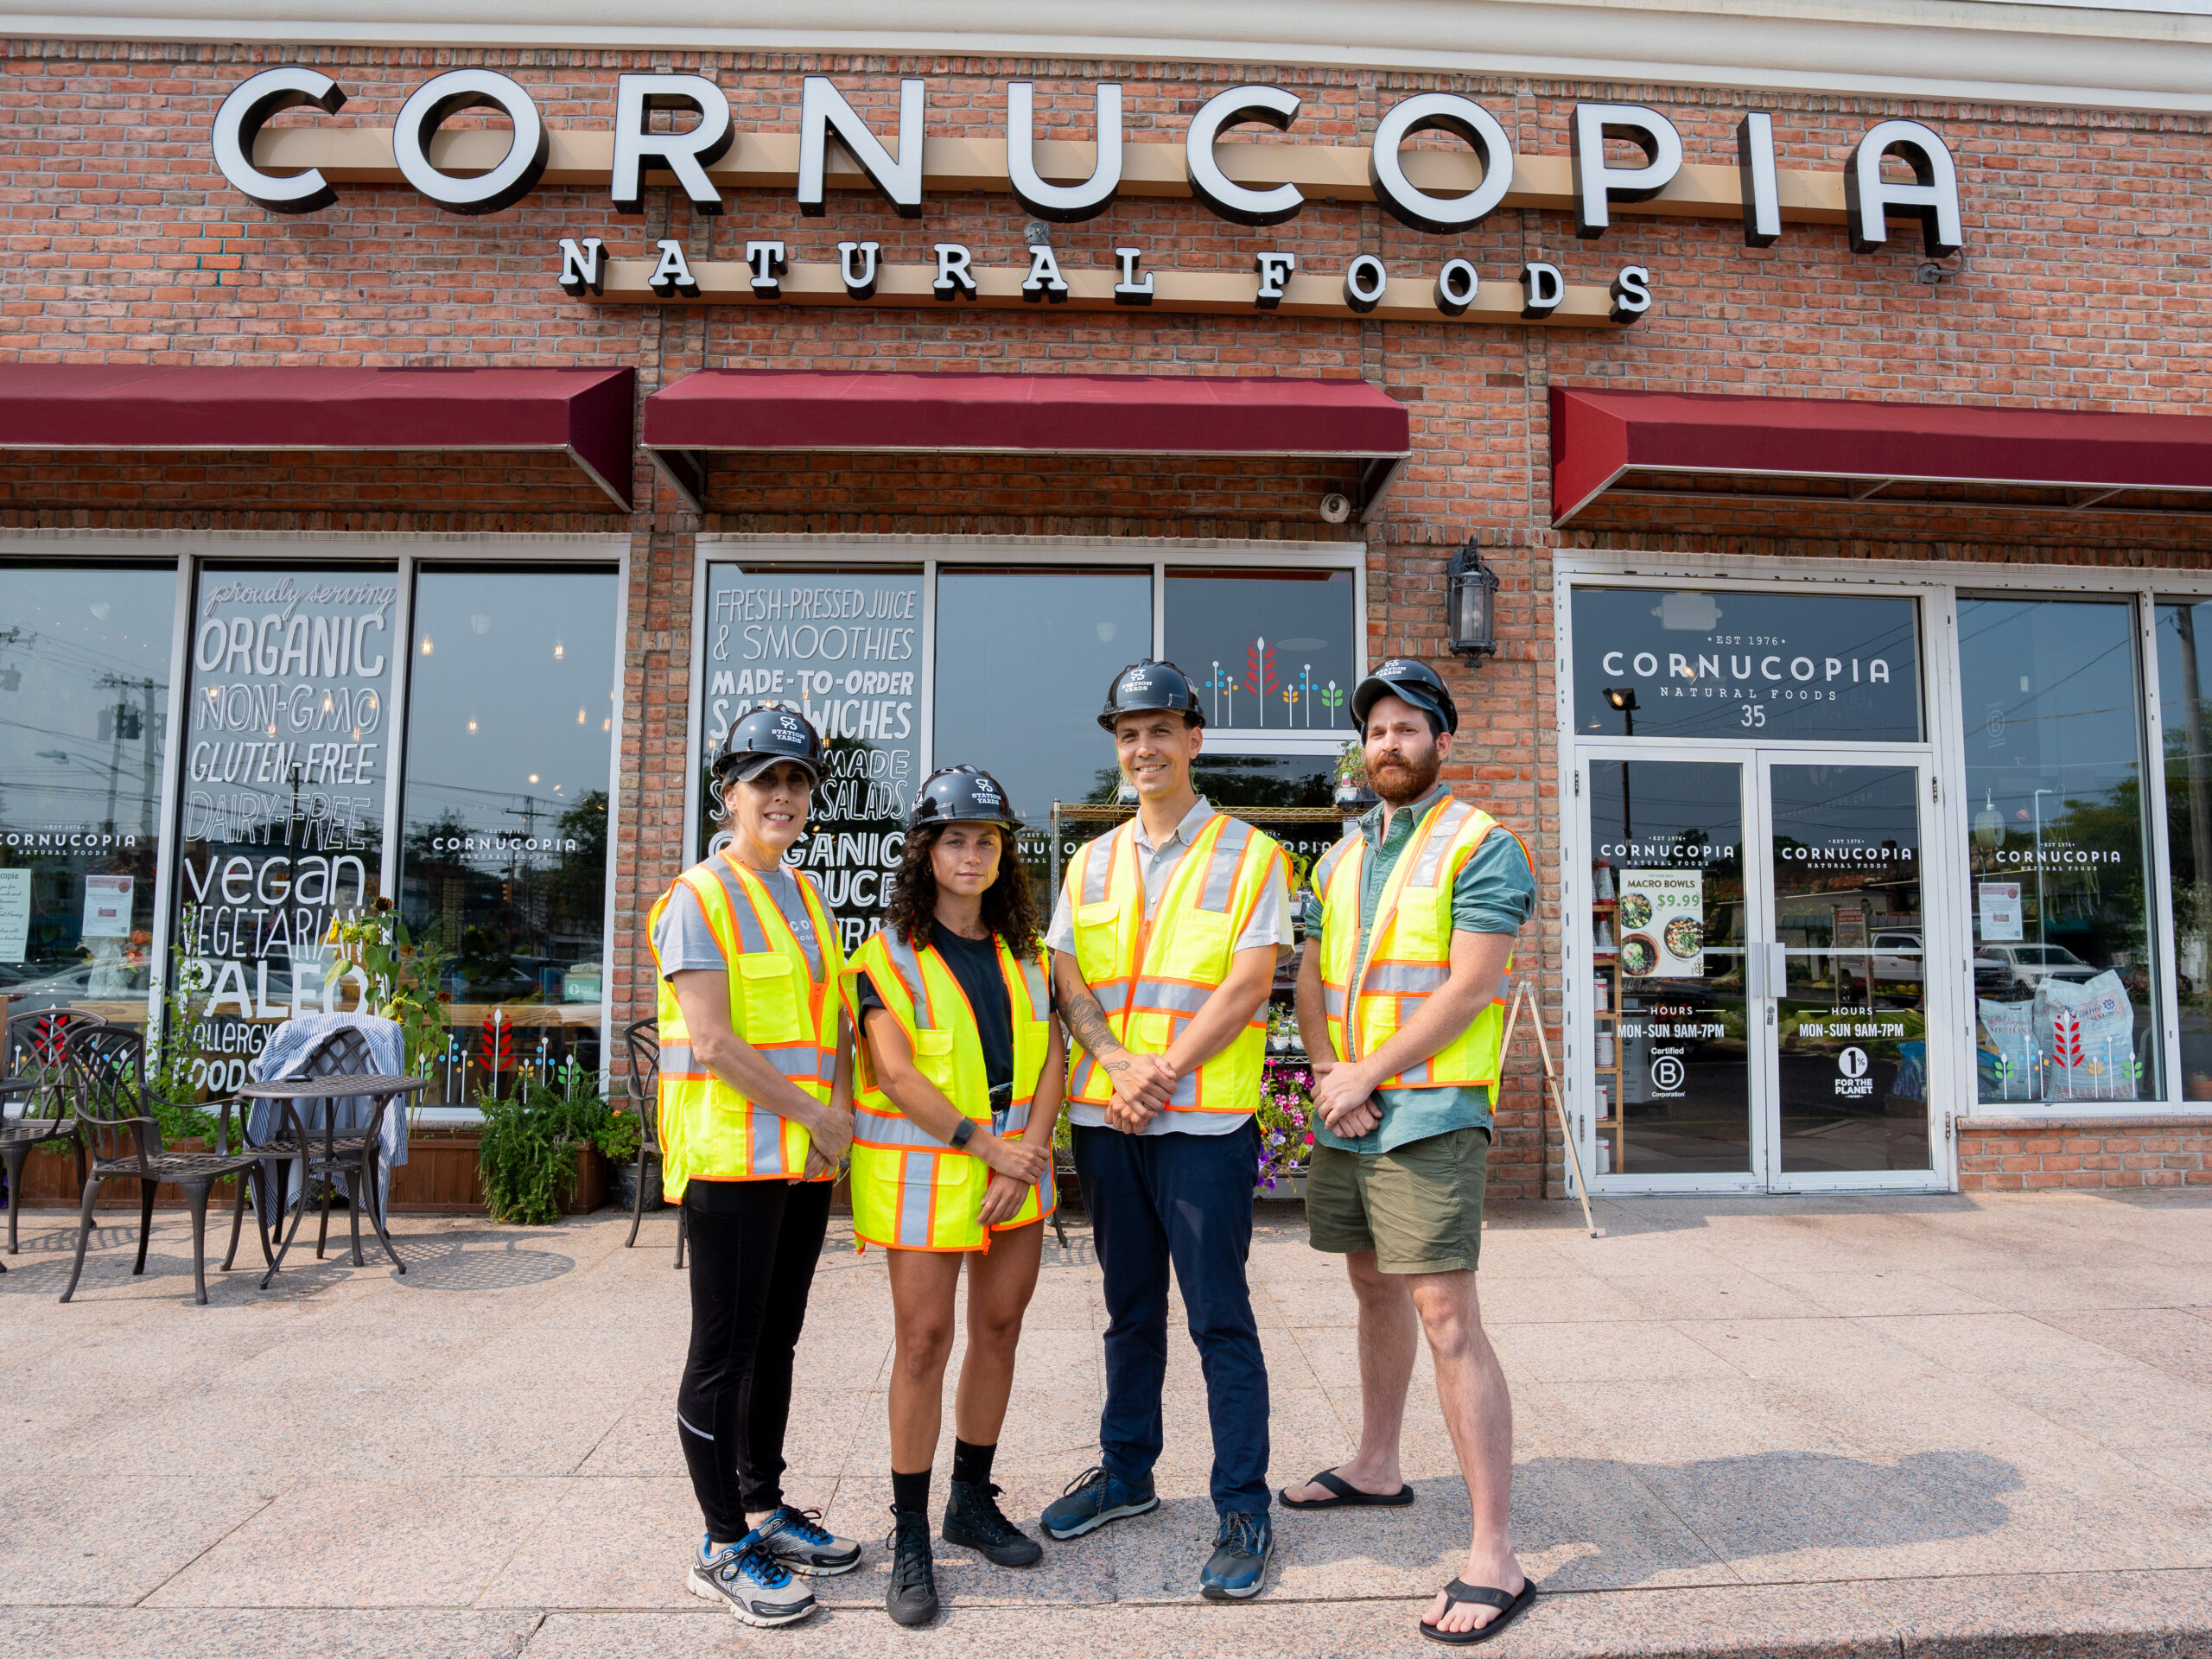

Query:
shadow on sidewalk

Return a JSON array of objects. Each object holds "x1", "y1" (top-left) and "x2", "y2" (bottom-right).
[{"x1": 1289, "y1": 1449, "x2": 2021, "y2": 1581}]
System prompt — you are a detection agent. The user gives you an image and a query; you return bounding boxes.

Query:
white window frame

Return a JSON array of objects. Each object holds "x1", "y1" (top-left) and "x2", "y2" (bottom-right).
[{"x1": 1556, "y1": 550, "x2": 2212, "y2": 1177}]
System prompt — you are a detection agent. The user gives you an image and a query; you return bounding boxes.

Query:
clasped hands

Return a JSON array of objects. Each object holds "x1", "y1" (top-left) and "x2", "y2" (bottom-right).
[
  {"x1": 1103, "y1": 1049, "x2": 1177, "y2": 1134},
  {"x1": 1308, "y1": 1055, "x2": 1384, "y2": 1139}
]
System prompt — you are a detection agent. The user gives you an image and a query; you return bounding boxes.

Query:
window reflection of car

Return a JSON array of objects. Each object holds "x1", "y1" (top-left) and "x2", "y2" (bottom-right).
[
  {"x1": 1974, "y1": 944, "x2": 2100, "y2": 994},
  {"x1": 1870, "y1": 931, "x2": 1922, "y2": 984}
]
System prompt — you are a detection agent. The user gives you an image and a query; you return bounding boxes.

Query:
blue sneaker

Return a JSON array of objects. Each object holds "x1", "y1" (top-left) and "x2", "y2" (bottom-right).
[
  {"x1": 759, "y1": 1504, "x2": 861, "y2": 1577},
  {"x1": 1199, "y1": 1511, "x2": 1274, "y2": 1601},
  {"x1": 686, "y1": 1530, "x2": 817, "y2": 1627},
  {"x1": 1039, "y1": 1465, "x2": 1160, "y2": 1541}
]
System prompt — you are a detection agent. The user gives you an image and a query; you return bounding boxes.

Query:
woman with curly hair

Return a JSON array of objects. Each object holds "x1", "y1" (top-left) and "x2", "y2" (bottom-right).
[{"x1": 839, "y1": 765, "x2": 1065, "y2": 1628}]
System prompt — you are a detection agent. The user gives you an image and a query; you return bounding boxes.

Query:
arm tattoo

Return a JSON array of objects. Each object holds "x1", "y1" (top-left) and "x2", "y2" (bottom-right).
[{"x1": 1058, "y1": 981, "x2": 1131, "y2": 1074}]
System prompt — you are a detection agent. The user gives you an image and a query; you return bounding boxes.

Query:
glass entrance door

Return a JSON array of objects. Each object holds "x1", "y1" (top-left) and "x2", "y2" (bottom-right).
[
  {"x1": 1583, "y1": 747, "x2": 1945, "y2": 1192},
  {"x1": 1757, "y1": 754, "x2": 1936, "y2": 1186}
]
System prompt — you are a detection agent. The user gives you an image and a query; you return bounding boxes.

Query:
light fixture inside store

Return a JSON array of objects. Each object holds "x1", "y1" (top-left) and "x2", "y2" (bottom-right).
[
  {"x1": 421, "y1": 638, "x2": 433, "y2": 655},
  {"x1": 1446, "y1": 543, "x2": 1499, "y2": 658},
  {"x1": 554, "y1": 640, "x2": 564, "y2": 658},
  {"x1": 529, "y1": 773, "x2": 539, "y2": 784},
  {"x1": 467, "y1": 718, "x2": 478, "y2": 734},
  {"x1": 1974, "y1": 791, "x2": 2003, "y2": 850}
]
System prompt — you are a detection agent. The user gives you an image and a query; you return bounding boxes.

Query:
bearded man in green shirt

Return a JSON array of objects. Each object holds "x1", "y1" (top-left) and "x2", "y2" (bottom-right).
[{"x1": 1285, "y1": 659, "x2": 1537, "y2": 1647}]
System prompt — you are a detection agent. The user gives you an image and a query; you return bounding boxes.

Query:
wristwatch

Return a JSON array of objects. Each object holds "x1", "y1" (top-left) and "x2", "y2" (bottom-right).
[{"x1": 950, "y1": 1118, "x2": 977, "y2": 1151}]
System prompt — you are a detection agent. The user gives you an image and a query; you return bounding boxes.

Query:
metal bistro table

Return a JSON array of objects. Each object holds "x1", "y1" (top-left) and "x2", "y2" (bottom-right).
[{"x1": 236, "y1": 1072, "x2": 429, "y2": 1288}]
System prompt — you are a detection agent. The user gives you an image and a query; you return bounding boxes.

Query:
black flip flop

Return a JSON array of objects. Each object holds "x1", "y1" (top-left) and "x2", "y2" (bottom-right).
[
  {"x1": 1280, "y1": 1468, "x2": 1417, "y2": 1510},
  {"x1": 1417, "y1": 1578, "x2": 1537, "y2": 1645}
]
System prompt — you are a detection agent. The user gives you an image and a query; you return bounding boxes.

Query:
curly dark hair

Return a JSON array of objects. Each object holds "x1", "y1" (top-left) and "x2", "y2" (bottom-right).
[{"x1": 881, "y1": 823, "x2": 1042, "y2": 957}]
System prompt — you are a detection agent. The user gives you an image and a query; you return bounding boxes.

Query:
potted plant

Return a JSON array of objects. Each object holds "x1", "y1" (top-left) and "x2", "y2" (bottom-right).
[
  {"x1": 1255, "y1": 1057, "x2": 1317, "y2": 1198},
  {"x1": 475, "y1": 1058, "x2": 626, "y2": 1224},
  {"x1": 1333, "y1": 738, "x2": 1378, "y2": 810}
]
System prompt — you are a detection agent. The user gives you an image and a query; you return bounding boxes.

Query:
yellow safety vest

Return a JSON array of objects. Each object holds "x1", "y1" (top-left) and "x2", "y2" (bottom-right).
[
  {"x1": 1062, "y1": 810, "x2": 1285, "y2": 1116},
  {"x1": 841, "y1": 927, "x2": 1058, "y2": 1252},
  {"x1": 1313, "y1": 794, "x2": 1523, "y2": 1090},
  {"x1": 647, "y1": 852, "x2": 843, "y2": 1199}
]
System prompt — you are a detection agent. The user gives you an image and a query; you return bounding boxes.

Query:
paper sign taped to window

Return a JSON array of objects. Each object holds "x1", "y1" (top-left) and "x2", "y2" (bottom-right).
[
  {"x1": 1978, "y1": 880, "x2": 2023, "y2": 943},
  {"x1": 1618, "y1": 870, "x2": 1704, "y2": 978},
  {"x1": 81, "y1": 874, "x2": 132, "y2": 939},
  {"x1": 0, "y1": 868, "x2": 28, "y2": 964}
]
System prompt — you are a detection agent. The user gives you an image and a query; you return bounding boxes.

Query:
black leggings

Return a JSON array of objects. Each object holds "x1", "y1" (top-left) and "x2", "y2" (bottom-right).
[{"x1": 677, "y1": 1178, "x2": 834, "y2": 1541}]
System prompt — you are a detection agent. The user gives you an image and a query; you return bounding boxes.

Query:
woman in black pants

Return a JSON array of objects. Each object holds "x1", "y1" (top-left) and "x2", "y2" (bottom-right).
[{"x1": 647, "y1": 706, "x2": 860, "y2": 1629}]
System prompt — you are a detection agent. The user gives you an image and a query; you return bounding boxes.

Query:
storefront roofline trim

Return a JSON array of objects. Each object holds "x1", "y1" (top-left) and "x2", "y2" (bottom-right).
[
  {"x1": 641, "y1": 369, "x2": 1409, "y2": 519},
  {"x1": 16, "y1": 1, "x2": 2212, "y2": 115},
  {"x1": 1550, "y1": 385, "x2": 2212, "y2": 527},
  {"x1": 0, "y1": 364, "x2": 636, "y2": 511}
]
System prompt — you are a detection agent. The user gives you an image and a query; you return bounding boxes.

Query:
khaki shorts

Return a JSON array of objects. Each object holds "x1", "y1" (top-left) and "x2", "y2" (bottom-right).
[{"x1": 1304, "y1": 1128, "x2": 1489, "y2": 1275}]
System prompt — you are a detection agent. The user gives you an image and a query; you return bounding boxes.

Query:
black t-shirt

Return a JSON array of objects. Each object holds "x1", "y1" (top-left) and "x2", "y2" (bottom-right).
[{"x1": 857, "y1": 927, "x2": 1016, "y2": 1106}]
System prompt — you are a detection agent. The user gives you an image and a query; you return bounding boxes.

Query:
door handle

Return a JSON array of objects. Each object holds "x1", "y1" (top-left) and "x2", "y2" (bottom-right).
[{"x1": 1746, "y1": 942, "x2": 1788, "y2": 997}]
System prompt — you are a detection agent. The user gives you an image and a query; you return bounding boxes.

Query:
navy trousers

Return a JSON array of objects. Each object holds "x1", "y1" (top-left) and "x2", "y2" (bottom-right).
[{"x1": 1072, "y1": 1120, "x2": 1271, "y2": 1517}]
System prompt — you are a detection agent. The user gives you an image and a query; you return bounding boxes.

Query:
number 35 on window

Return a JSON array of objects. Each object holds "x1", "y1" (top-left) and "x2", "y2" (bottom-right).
[{"x1": 1738, "y1": 703, "x2": 1767, "y2": 728}]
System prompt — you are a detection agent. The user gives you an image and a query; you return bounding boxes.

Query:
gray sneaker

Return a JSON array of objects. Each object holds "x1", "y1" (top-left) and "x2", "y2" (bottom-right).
[
  {"x1": 686, "y1": 1531, "x2": 817, "y2": 1628},
  {"x1": 759, "y1": 1505, "x2": 862, "y2": 1577}
]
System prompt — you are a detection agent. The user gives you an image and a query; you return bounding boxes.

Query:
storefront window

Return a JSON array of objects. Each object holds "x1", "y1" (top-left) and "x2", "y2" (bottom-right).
[
  {"x1": 1961, "y1": 597, "x2": 2161, "y2": 1103},
  {"x1": 937, "y1": 568, "x2": 1152, "y2": 898},
  {"x1": 171, "y1": 566, "x2": 397, "y2": 1095},
  {"x1": 1164, "y1": 569, "x2": 1356, "y2": 733},
  {"x1": 2154, "y1": 600, "x2": 2212, "y2": 1098},
  {"x1": 0, "y1": 563, "x2": 175, "y2": 1028},
  {"x1": 698, "y1": 565, "x2": 924, "y2": 957},
  {"x1": 398, "y1": 567, "x2": 619, "y2": 1100}
]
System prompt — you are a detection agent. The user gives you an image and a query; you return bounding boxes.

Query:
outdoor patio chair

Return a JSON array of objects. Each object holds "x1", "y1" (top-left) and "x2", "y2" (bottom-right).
[
  {"x1": 1, "y1": 1007, "x2": 103, "y2": 1256},
  {"x1": 242, "y1": 1025, "x2": 410, "y2": 1286},
  {"x1": 622, "y1": 1017, "x2": 686, "y2": 1268},
  {"x1": 57, "y1": 1025, "x2": 272, "y2": 1306}
]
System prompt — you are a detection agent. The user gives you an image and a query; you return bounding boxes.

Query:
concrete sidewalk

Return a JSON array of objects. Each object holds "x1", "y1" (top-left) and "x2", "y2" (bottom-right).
[{"x1": 0, "y1": 1187, "x2": 2207, "y2": 1658}]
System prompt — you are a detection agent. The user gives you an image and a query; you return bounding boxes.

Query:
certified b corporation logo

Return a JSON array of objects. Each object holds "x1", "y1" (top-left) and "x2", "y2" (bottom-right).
[{"x1": 1649, "y1": 1054, "x2": 1686, "y2": 1092}]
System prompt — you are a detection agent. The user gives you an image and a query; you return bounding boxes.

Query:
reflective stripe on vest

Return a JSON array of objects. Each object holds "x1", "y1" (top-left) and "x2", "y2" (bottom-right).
[
  {"x1": 650, "y1": 854, "x2": 842, "y2": 1199},
  {"x1": 840, "y1": 925, "x2": 1057, "y2": 1251},
  {"x1": 1062, "y1": 812, "x2": 1281, "y2": 1115},
  {"x1": 1318, "y1": 795, "x2": 1522, "y2": 1090}
]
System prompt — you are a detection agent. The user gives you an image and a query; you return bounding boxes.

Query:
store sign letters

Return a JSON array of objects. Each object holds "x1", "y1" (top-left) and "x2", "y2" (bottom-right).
[{"x1": 211, "y1": 68, "x2": 1966, "y2": 327}]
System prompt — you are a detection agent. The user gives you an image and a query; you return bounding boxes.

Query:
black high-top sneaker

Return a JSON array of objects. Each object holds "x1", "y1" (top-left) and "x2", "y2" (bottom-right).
[
  {"x1": 884, "y1": 1506, "x2": 939, "y2": 1627},
  {"x1": 943, "y1": 1479, "x2": 1044, "y2": 1567}
]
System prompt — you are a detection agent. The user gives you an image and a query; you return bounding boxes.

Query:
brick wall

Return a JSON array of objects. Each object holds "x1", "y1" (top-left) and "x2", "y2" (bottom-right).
[
  {"x1": 7, "y1": 40, "x2": 2212, "y2": 1195},
  {"x1": 1957, "y1": 1117, "x2": 2212, "y2": 1191}
]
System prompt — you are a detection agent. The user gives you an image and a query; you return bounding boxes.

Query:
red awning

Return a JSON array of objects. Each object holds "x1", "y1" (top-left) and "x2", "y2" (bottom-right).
[
  {"x1": 640, "y1": 370, "x2": 1410, "y2": 517},
  {"x1": 1550, "y1": 385, "x2": 2212, "y2": 525},
  {"x1": 0, "y1": 365, "x2": 636, "y2": 509}
]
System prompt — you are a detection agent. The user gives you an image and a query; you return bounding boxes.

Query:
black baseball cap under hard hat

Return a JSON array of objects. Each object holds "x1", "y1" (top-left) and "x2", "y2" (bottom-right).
[
  {"x1": 713, "y1": 704, "x2": 825, "y2": 786},
  {"x1": 1097, "y1": 658, "x2": 1205, "y2": 732},
  {"x1": 1350, "y1": 658, "x2": 1459, "y2": 736},
  {"x1": 909, "y1": 765, "x2": 1022, "y2": 831}
]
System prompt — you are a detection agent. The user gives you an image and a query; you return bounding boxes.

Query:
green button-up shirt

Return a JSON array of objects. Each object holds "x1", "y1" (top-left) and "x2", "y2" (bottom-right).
[{"x1": 1300, "y1": 784, "x2": 1535, "y2": 1156}]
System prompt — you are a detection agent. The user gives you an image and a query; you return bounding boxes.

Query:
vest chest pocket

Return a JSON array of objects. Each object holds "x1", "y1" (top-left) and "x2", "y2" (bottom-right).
[
  {"x1": 1071, "y1": 899, "x2": 1123, "y2": 983},
  {"x1": 911, "y1": 1027, "x2": 958, "y2": 1092},
  {"x1": 735, "y1": 951, "x2": 805, "y2": 1045},
  {"x1": 1168, "y1": 907, "x2": 1234, "y2": 977}
]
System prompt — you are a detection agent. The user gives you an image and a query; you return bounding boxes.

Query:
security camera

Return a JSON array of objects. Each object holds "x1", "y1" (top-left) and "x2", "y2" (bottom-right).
[{"x1": 1319, "y1": 493, "x2": 1352, "y2": 524}]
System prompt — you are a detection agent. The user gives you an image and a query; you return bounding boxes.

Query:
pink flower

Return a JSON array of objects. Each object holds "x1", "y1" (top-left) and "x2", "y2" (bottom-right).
[{"x1": 1303, "y1": 1133, "x2": 1316, "y2": 1145}]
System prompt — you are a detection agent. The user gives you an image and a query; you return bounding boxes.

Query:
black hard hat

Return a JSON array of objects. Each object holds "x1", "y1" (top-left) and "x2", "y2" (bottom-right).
[
  {"x1": 1097, "y1": 658, "x2": 1205, "y2": 733},
  {"x1": 713, "y1": 704, "x2": 824, "y2": 787},
  {"x1": 1350, "y1": 658, "x2": 1459, "y2": 736},
  {"x1": 909, "y1": 765, "x2": 1021, "y2": 831}
]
